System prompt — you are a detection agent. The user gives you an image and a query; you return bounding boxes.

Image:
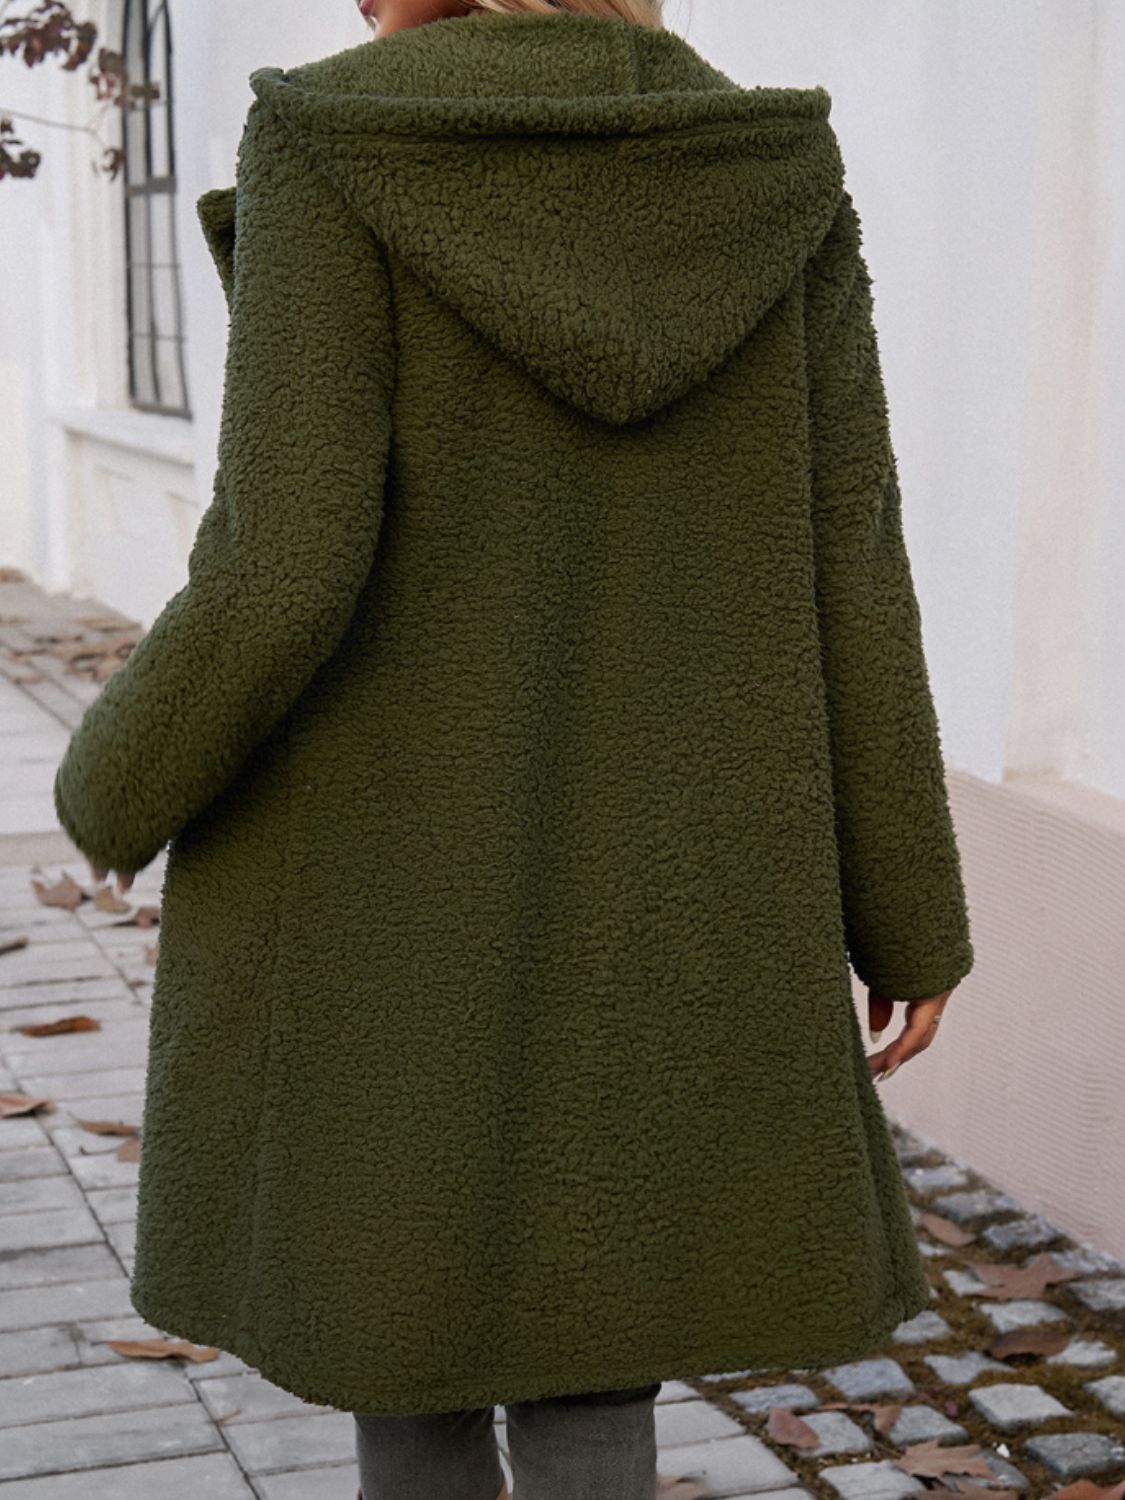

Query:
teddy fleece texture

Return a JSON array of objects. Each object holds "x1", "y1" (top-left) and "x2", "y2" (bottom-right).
[{"x1": 52, "y1": 10, "x2": 974, "y2": 1416}]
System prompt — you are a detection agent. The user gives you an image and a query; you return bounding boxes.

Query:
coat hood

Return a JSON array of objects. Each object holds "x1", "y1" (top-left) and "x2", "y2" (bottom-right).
[{"x1": 235, "y1": 12, "x2": 845, "y2": 426}]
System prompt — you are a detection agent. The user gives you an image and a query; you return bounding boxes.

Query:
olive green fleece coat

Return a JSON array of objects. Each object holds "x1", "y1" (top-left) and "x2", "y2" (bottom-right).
[{"x1": 52, "y1": 10, "x2": 974, "y2": 1416}]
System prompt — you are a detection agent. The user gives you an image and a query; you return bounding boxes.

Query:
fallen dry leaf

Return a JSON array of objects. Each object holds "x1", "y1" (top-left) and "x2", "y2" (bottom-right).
[
  {"x1": 922, "y1": 1488, "x2": 1018, "y2": 1499},
  {"x1": 987, "y1": 1325, "x2": 1073, "y2": 1360},
  {"x1": 145, "y1": 941, "x2": 159, "y2": 964},
  {"x1": 78, "y1": 613, "x2": 133, "y2": 631},
  {"x1": 76, "y1": 1117, "x2": 141, "y2": 1137},
  {"x1": 102, "y1": 1336, "x2": 218, "y2": 1363},
  {"x1": 964, "y1": 1251, "x2": 1082, "y2": 1301},
  {"x1": 31, "y1": 871, "x2": 86, "y2": 909},
  {"x1": 1049, "y1": 1482, "x2": 1125, "y2": 1500},
  {"x1": 53, "y1": 632, "x2": 139, "y2": 663},
  {"x1": 918, "y1": 1211, "x2": 977, "y2": 1247},
  {"x1": 3, "y1": 647, "x2": 58, "y2": 663},
  {"x1": 869, "y1": 1401, "x2": 905, "y2": 1437},
  {"x1": 0, "y1": 566, "x2": 27, "y2": 582},
  {"x1": 0, "y1": 1091, "x2": 55, "y2": 1118},
  {"x1": 655, "y1": 1472, "x2": 708, "y2": 1499},
  {"x1": 893, "y1": 1439, "x2": 994, "y2": 1481},
  {"x1": 213, "y1": 1408, "x2": 242, "y2": 1423},
  {"x1": 115, "y1": 1135, "x2": 141, "y2": 1162},
  {"x1": 0, "y1": 934, "x2": 29, "y2": 955},
  {"x1": 818, "y1": 1398, "x2": 904, "y2": 1437},
  {"x1": 765, "y1": 1404, "x2": 820, "y2": 1448},
  {"x1": 92, "y1": 654, "x2": 127, "y2": 681},
  {"x1": 0, "y1": 662, "x2": 45, "y2": 683},
  {"x1": 48, "y1": 640, "x2": 108, "y2": 663},
  {"x1": 16, "y1": 1014, "x2": 101, "y2": 1037},
  {"x1": 93, "y1": 885, "x2": 132, "y2": 914},
  {"x1": 112, "y1": 904, "x2": 160, "y2": 928},
  {"x1": 22, "y1": 626, "x2": 83, "y2": 645},
  {"x1": 17, "y1": 625, "x2": 140, "y2": 681}
]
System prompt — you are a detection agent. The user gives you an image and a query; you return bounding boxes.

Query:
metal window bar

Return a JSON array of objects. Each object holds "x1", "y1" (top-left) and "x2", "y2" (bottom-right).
[{"x1": 122, "y1": 0, "x2": 191, "y2": 417}]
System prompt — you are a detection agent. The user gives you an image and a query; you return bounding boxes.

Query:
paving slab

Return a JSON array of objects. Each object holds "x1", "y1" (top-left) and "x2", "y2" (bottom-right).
[
  {"x1": 728, "y1": 1383, "x2": 819, "y2": 1415},
  {"x1": 84, "y1": 1184, "x2": 139, "y2": 1225},
  {"x1": 792, "y1": 1408, "x2": 871, "y2": 1457},
  {"x1": 1050, "y1": 1244, "x2": 1125, "y2": 1276},
  {"x1": 821, "y1": 1357, "x2": 915, "y2": 1400},
  {"x1": 219, "y1": 1409, "x2": 364, "y2": 1474},
  {"x1": 0, "y1": 1240, "x2": 121, "y2": 1290},
  {"x1": 0, "y1": 1173, "x2": 88, "y2": 1214},
  {"x1": 0, "y1": 1453, "x2": 256, "y2": 1499},
  {"x1": 0, "y1": 1275, "x2": 135, "y2": 1332},
  {"x1": 1083, "y1": 1372, "x2": 1125, "y2": 1417},
  {"x1": 977, "y1": 1450, "x2": 1031, "y2": 1490},
  {"x1": 928, "y1": 1188, "x2": 1023, "y2": 1222},
  {"x1": 0, "y1": 1403, "x2": 223, "y2": 1482},
  {"x1": 819, "y1": 1457, "x2": 926, "y2": 1497},
  {"x1": 16, "y1": 1066, "x2": 148, "y2": 1101},
  {"x1": 1024, "y1": 1430, "x2": 1125, "y2": 1478},
  {"x1": 967, "y1": 1380, "x2": 1072, "y2": 1428},
  {"x1": 1046, "y1": 1335, "x2": 1118, "y2": 1368},
  {"x1": 193, "y1": 1370, "x2": 337, "y2": 1423},
  {"x1": 725, "y1": 1492, "x2": 814, "y2": 1500},
  {"x1": 0, "y1": 1358, "x2": 195, "y2": 1427},
  {"x1": 974, "y1": 1297, "x2": 1070, "y2": 1333},
  {"x1": 0, "y1": 1119, "x2": 48, "y2": 1151},
  {"x1": 655, "y1": 1380, "x2": 699, "y2": 1403},
  {"x1": 885, "y1": 1404, "x2": 968, "y2": 1446},
  {"x1": 982, "y1": 1214, "x2": 1065, "y2": 1251},
  {"x1": 253, "y1": 1466, "x2": 367, "y2": 1500},
  {"x1": 652, "y1": 1434, "x2": 799, "y2": 1496},
  {"x1": 0, "y1": 978, "x2": 134, "y2": 1012},
  {"x1": 889, "y1": 1308, "x2": 952, "y2": 1343},
  {"x1": 1068, "y1": 1276, "x2": 1125, "y2": 1313},
  {"x1": 0, "y1": 1204, "x2": 104, "y2": 1255},
  {"x1": 653, "y1": 1398, "x2": 746, "y2": 1445},
  {"x1": 903, "y1": 1163, "x2": 969, "y2": 1194},
  {"x1": 923, "y1": 1351, "x2": 1009, "y2": 1383},
  {"x1": 0, "y1": 1317, "x2": 168, "y2": 1377}
]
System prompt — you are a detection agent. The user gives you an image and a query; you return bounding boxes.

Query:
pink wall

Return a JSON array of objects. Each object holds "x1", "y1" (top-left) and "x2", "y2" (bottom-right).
[{"x1": 866, "y1": 771, "x2": 1125, "y2": 1261}]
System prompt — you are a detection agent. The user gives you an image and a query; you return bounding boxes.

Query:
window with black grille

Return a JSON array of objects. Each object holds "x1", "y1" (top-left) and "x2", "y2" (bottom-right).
[{"x1": 122, "y1": 0, "x2": 190, "y2": 417}]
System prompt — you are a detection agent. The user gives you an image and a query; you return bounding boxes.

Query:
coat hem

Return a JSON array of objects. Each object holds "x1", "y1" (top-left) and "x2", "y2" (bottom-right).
[{"x1": 126, "y1": 1277, "x2": 931, "y2": 1417}]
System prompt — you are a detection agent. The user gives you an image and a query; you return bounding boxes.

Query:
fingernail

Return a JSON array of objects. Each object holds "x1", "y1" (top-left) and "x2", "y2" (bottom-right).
[
  {"x1": 882, "y1": 1062, "x2": 901, "y2": 1080},
  {"x1": 869, "y1": 1027, "x2": 884, "y2": 1043}
]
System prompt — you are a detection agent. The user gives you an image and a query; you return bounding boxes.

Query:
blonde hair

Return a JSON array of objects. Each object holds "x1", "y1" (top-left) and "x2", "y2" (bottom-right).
[{"x1": 461, "y1": 0, "x2": 665, "y2": 28}]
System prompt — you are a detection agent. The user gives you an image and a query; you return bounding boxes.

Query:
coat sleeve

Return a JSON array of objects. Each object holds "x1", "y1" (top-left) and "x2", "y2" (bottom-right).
[
  {"x1": 804, "y1": 189, "x2": 974, "y2": 1002},
  {"x1": 52, "y1": 98, "x2": 397, "y2": 874}
]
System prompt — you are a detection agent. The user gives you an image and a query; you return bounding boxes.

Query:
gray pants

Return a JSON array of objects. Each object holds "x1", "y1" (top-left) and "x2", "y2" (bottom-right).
[{"x1": 353, "y1": 1381, "x2": 662, "y2": 1500}]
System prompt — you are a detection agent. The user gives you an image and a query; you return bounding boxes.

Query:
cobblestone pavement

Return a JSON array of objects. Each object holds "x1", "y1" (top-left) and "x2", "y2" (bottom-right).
[{"x1": 2, "y1": 569, "x2": 1124, "y2": 1498}]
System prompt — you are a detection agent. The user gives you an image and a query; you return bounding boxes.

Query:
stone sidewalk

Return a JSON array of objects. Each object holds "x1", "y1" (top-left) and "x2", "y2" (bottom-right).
[{"x1": 2, "y1": 566, "x2": 1124, "y2": 1499}]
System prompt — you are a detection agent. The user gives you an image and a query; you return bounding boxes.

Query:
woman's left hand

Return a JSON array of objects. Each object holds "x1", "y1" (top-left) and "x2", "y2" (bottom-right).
[
  {"x1": 867, "y1": 988, "x2": 952, "y2": 1082},
  {"x1": 88, "y1": 861, "x2": 136, "y2": 897}
]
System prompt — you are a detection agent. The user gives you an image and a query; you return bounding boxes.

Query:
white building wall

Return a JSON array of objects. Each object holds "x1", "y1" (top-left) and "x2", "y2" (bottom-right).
[{"x1": 692, "y1": 0, "x2": 1125, "y2": 799}]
